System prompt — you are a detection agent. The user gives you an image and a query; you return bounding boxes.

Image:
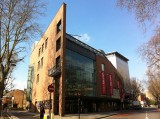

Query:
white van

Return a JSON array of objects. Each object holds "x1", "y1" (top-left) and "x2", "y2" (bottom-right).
[{"x1": 132, "y1": 101, "x2": 142, "y2": 109}]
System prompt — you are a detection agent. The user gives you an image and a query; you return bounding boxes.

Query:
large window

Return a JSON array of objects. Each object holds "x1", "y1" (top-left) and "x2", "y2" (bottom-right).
[
  {"x1": 36, "y1": 74, "x2": 39, "y2": 84},
  {"x1": 41, "y1": 57, "x2": 43, "y2": 67},
  {"x1": 57, "y1": 20, "x2": 62, "y2": 34},
  {"x1": 45, "y1": 38, "x2": 48, "y2": 49},
  {"x1": 56, "y1": 37, "x2": 61, "y2": 51},
  {"x1": 38, "y1": 48, "x2": 41, "y2": 57},
  {"x1": 42, "y1": 43, "x2": 44, "y2": 53},
  {"x1": 65, "y1": 49, "x2": 96, "y2": 96},
  {"x1": 56, "y1": 56, "x2": 60, "y2": 68},
  {"x1": 38, "y1": 61, "x2": 40, "y2": 70}
]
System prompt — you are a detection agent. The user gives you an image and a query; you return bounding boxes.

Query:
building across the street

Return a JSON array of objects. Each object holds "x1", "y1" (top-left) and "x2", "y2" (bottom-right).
[
  {"x1": 27, "y1": 3, "x2": 129, "y2": 117},
  {"x1": 106, "y1": 52, "x2": 130, "y2": 93},
  {"x1": 2, "y1": 89, "x2": 26, "y2": 110},
  {"x1": 145, "y1": 90, "x2": 155, "y2": 101}
]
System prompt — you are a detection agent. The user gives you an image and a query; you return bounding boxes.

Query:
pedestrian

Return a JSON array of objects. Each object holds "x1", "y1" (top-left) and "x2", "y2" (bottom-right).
[
  {"x1": 40, "y1": 104, "x2": 45, "y2": 119},
  {"x1": 3, "y1": 103, "x2": 7, "y2": 112},
  {"x1": 26, "y1": 106, "x2": 28, "y2": 112}
]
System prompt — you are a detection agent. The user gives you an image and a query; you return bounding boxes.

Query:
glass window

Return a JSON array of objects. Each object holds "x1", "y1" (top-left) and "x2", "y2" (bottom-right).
[
  {"x1": 38, "y1": 48, "x2": 41, "y2": 57},
  {"x1": 42, "y1": 43, "x2": 44, "y2": 53},
  {"x1": 101, "y1": 64, "x2": 105, "y2": 71},
  {"x1": 45, "y1": 38, "x2": 48, "y2": 49},
  {"x1": 57, "y1": 20, "x2": 62, "y2": 34},
  {"x1": 65, "y1": 49, "x2": 96, "y2": 97},
  {"x1": 41, "y1": 57, "x2": 43, "y2": 67},
  {"x1": 56, "y1": 37, "x2": 61, "y2": 51},
  {"x1": 37, "y1": 74, "x2": 39, "y2": 84},
  {"x1": 56, "y1": 56, "x2": 60, "y2": 68},
  {"x1": 38, "y1": 61, "x2": 40, "y2": 70}
]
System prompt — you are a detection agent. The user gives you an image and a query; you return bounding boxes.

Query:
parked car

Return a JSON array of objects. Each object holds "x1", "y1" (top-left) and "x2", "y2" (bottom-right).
[{"x1": 132, "y1": 101, "x2": 142, "y2": 109}]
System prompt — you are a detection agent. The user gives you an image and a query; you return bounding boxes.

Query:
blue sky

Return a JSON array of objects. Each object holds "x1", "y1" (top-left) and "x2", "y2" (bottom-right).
[{"x1": 13, "y1": 0, "x2": 153, "y2": 89}]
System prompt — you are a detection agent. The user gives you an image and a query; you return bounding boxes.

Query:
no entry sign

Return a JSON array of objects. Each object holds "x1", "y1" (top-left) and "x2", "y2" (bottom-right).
[{"x1": 48, "y1": 84, "x2": 54, "y2": 92}]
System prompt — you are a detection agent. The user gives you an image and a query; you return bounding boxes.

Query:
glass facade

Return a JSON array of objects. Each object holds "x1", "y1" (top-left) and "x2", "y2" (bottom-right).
[
  {"x1": 27, "y1": 65, "x2": 34, "y2": 101},
  {"x1": 65, "y1": 49, "x2": 96, "y2": 96}
]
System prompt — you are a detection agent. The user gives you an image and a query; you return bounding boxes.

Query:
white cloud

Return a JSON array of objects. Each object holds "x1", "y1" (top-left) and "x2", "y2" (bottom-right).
[
  {"x1": 74, "y1": 33, "x2": 91, "y2": 42},
  {"x1": 13, "y1": 80, "x2": 27, "y2": 90}
]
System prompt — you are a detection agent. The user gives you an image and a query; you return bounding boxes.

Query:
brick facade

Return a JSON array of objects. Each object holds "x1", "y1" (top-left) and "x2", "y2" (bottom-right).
[
  {"x1": 28, "y1": 3, "x2": 126, "y2": 117},
  {"x1": 3, "y1": 89, "x2": 26, "y2": 109}
]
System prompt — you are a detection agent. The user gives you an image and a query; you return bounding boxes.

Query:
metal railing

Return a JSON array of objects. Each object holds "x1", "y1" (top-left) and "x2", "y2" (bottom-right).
[{"x1": 48, "y1": 65, "x2": 61, "y2": 77}]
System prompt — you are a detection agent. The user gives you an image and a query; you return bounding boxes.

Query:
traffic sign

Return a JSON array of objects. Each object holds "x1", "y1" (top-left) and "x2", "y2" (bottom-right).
[
  {"x1": 77, "y1": 91, "x2": 80, "y2": 97},
  {"x1": 48, "y1": 84, "x2": 54, "y2": 92}
]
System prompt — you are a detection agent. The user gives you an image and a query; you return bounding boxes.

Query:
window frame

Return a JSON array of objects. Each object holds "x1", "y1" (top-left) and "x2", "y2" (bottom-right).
[
  {"x1": 42, "y1": 43, "x2": 44, "y2": 53},
  {"x1": 56, "y1": 56, "x2": 61, "y2": 68},
  {"x1": 56, "y1": 37, "x2": 61, "y2": 51},
  {"x1": 45, "y1": 38, "x2": 48, "y2": 49},
  {"x1": 57, "y1": 20, "x2": 62, "y2": 34},
  {"x1": 38, "y1": 48, "x2": 41, "y2": 57},
  {"x1": 36, "y1": 74, "x2": 39, "y2": 84},
  {"x1": 38, "y1": 61, "x2": 40, "y2": 70},
  {"x1": 41, "y1": 57, "x2": 43, "y2": 67}
]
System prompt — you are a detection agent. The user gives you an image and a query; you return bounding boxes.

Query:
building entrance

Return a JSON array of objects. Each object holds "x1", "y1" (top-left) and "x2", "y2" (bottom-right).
[{"x1": 65, "y1": 97, "x2": 121, "y2": 114}]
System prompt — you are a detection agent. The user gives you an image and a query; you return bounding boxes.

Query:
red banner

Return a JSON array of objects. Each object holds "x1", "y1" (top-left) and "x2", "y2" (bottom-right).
[
  {"x1": 117, "y1": 80, "x2": 120, "y2": 89},
  {"x1": 109, "y1": 74, "x2": 113, "y2": 96},
  {"x1": 101, "y1": 71, "x2": 106, "y2": 95}
]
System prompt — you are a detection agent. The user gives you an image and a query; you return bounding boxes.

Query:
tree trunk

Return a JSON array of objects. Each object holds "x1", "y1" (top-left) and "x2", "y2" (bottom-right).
[
  {"x1": 0, "y1": 82, "x2": 4, "y2": 112},
  {"x1": 0, "y1": 77, "x2": 5, "y2": 112}
]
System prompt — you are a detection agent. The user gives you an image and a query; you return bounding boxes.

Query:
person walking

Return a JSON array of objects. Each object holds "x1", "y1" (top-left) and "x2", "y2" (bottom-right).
[{"x1": 40, "y1": 104, "x2": 45, "y2": 119}]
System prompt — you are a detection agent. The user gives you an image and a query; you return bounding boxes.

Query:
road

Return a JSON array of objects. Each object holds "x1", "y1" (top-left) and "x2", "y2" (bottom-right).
[
  {"x1": 10, "y1": 111, "x2": 40, "y2": 119},
  {"x1": 1, "y1": 111, "x2": 10, "y2": 119},
  {"x1": 9, "y1": 107, "x2": 160, "y2": 119},
  {"x1": 106, "y1": 108, "x2": 160, "y2": 119}
]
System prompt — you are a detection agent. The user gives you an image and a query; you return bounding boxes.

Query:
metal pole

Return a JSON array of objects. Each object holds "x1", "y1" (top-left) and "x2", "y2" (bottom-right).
[
  {"x1": 0, "y1": 4, "x2": 1, "y2": 57},
  {"x1": 49, "y1": 92, "x2": 51, "y2": 119},
  {"x1": 0, "y1": 5, "x2": 2, "y2": 118},
  {"x1": 22, "y1": 92, "x2": 24, "y2": 109},
  {"x1": 78, "y1": 97, "x2": 80, "y2": 119},
  {"x1": 77, "y1": 91, "x2": 80, "y2": 119}
]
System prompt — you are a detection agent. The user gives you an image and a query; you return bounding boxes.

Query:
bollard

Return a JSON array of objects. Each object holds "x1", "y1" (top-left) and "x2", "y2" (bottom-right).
[{"x1": 47, "y1": 115, "x2": 50, "y2": 119}]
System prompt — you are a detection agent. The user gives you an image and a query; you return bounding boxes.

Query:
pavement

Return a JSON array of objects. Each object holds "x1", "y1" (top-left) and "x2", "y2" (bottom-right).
[
  {"x1": 4, "y1": 107, "x2": 160, "y2": 119},
  {"x1": 4, "y1": 110, "x2": 120, "y2": 119},
  {"x1": 53, "y1": 112, "x2": 118, "y2": 119}
]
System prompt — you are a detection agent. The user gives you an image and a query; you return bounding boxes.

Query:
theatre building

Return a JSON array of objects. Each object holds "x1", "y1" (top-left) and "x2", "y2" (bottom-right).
[{"x1": 27, "y1": 3, "x2": 126, "y2": 117}]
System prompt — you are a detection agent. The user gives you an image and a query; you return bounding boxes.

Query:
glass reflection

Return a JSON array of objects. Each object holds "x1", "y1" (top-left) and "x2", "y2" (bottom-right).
[{"x1": 65, "y1": 49, "x2": 96, "y2": 96}]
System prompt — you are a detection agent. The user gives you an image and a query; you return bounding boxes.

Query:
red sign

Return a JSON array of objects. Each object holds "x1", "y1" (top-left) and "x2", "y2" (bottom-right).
[
  {"x1": 101, "y1": 71, "x2": 106, "y2": 95},
  {"x1": 109, "y1": 74, "x2": 113, "y2": 96},
  {"x1": 77, "y1": 91, "x2": 81, "y2": 97},
  {"x1": 48, "y1": 84, "x2": 54, "y2": 92}
]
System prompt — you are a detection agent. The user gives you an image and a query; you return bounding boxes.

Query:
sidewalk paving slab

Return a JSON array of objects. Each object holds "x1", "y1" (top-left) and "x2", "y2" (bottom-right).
[{"x1": 7, "y1": 110, "x2": 120, "y2": 119}]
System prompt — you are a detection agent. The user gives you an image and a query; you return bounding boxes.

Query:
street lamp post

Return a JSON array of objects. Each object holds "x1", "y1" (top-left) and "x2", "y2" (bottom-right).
[{"x1": 12, "y1": 96, "x2": 14, "y2": 109}]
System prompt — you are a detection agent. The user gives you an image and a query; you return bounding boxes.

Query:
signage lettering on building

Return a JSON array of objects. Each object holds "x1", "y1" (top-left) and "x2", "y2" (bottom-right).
[
  {"x1": 101, "y1": 71, "x2": 106, "y2": 95},
  {"x1": 117, "y1": 80, "x2": 120, "y2": 89},
  {"x1": 112, "y1": 89, "x2": 120, "y2": 99},
  {"x1": 109, "y1": 74, "x2": 113, "y2": 96}
]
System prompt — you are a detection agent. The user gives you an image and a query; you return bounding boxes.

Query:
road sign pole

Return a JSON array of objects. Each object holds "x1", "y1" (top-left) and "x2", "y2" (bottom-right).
[
  {"x1": 77, "y1": 91, "x2": 80, "y2": 119},
  {"x1": 48, "y1": 84, "x2": 54, "y2": 119},
  {"x1": 49, "y1": 92, "x2": 51, "y2": 119}
]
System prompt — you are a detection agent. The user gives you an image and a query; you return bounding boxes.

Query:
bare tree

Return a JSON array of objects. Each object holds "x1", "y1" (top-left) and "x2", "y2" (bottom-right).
[
  {"x1": 0, "y1": 0, "x2": 46, "y2": 111},
  {"x1": 137, "y1": 23, "x2": 160, "y2": 103},
  {"x1": 119, "y1": 0, "x2": 160, "y2": 102},
  {"x1": 146, "y1": 67, "x2": 160, "y2": 102},
  {"x1": 130, "y1": 77, "x2": 143, "y2": 100},
  {"x1": 138, "y1": 29, "x2": 160, "y2": 68},
  {"x1": 117, "y1": 0, "x2": 160, "y2": 29},
  {"x1": 117, "y1": 0, "x2": 160, "y2": 66},
  {"x1": 4, "y1": 71, "x2": 15, "y2": 91}
]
